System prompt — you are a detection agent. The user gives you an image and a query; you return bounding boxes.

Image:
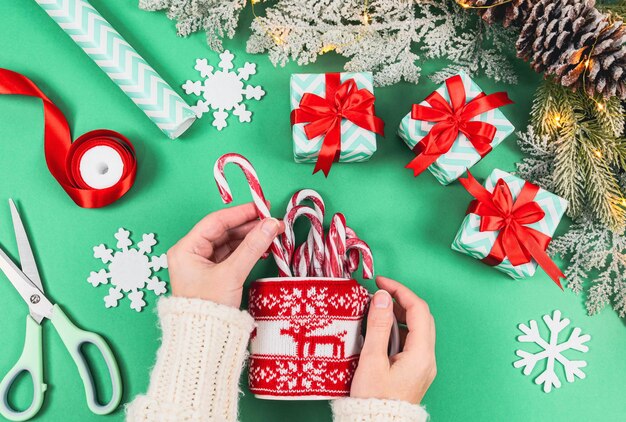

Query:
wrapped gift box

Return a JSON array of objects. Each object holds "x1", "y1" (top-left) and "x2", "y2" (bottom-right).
[
  {"x1": 290, "y1": 72, "x2": 378, "y2": 165},
  {"x1": 398, "y1": 71, "x2": 515, "y2": 185},
  {"x1": 451, "y1": 169, "x2": 568, "y2": 280}
]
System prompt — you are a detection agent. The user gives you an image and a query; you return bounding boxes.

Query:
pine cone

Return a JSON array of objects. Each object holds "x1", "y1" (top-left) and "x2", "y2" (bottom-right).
[
  {"x1": 559, "y1": 19, "x2": 626, "y2": 99},
  {"x1": 517, "y1": 0, "x2": 626, "y2": 99},
  {"x1": 465, "y1": 0, "x2": 533, "y2": 27}
]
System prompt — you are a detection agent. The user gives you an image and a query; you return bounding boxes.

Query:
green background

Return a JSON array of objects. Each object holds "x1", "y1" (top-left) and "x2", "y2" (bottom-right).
[{"x1": 1, "y1": 1, "x2": 624, "y2": 421}]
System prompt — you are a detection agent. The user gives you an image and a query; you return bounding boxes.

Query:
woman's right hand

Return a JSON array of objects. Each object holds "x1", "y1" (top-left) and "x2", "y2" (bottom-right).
[
  {"x1": 167, "y1": 202, "x2": 283, "y2": 308},
  {"x1": 350, "y1": 276, "x2": 436, "y2": 405}
]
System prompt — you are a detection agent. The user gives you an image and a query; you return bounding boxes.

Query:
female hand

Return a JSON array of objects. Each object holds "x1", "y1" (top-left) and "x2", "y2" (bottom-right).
[
  {"x1": 350, "y1": 276, "x2": 436, "y2": 405},
  {"x1": 166, "y1": 202, "x2": 284, "y2": 308}
]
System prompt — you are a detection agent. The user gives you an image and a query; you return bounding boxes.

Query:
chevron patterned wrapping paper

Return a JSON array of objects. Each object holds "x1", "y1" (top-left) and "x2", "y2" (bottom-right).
[
  {"x1": 35, "y1": 0, "x2": 196, "y2": 139},
  {"x1": 398, "y1": 71, "x2": 514, "y2": 185},
  {"x1": 451, "y1": 169, "x2": 568, "y2": 280},
  {"x1": 290, "y1": 72, "x2": 377, "y2": 164}
]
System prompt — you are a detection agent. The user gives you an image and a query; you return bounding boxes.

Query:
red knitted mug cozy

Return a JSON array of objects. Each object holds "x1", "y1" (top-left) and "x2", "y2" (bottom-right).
[{"x1": 248, "y1": 277, "x2": 370, "y2": 399}]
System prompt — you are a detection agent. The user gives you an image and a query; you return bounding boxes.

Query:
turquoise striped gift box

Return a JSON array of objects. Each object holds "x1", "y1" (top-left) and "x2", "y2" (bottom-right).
[
  {"x1": 398, "y1": 72, "x2": 514, "y2": 185},
  {"x1": 451, "y1": 169, "x2": 568, "y2": 280},
  {"x1": 290, "y1": 72, "x2": 377, "y2": 164}
]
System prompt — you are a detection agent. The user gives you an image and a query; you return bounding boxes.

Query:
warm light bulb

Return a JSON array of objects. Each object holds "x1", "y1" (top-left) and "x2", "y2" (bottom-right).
[
  {"x1": 459, "y1": 1, "x2": 470, "y2": 8},
  {"x1": 320, "y1": 44, "x2": 337, "y2": 54},
  {"x1": 362, "y1": 12, "x2": 371, "y2": 25},
  {"x1": 272, "y1": 34, "x2": 284, "y2": 45},
  {"x1": 553, "y1": 114, "x2": 562, "y2": 126},
  {"x1": 621, "y1": 199, "x2": 626, "y2": 207},
  {"x1": 596, "y1": 101, "x2": 605, "y2": 111},
  {"x1": 585, "y1": 59, "x2": 592, "y2": 69},
  {"x1": 594, "y1": 149, "x2": 602, "y2": 158}
]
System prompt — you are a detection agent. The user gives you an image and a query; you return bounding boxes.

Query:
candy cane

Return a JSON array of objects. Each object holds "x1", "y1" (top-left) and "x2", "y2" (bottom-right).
[
  {"x1": 345, "y1": 237, "x2": 374, "y2": 279},
  {"x1": 344, "y1": 226, "x2": 361, "y2": 276},
  {"x1": 285, "y1": 189, "x2": 325, "y2": 217},
  {"x1": 214, "y1": 153, "x2": 292, "y2": 277},
  {"x1": 285, "y1": 189, "x2": 325, "y2": 273},
  {"x1": 284, "y1": 205, "x2": 325, "y2": 277},
  {"x1": 293, "y1": 242, "x2": 311, "y2": 277},
  {"x1": 325, "y1": 213, "x2": 347, "y2": 278}
]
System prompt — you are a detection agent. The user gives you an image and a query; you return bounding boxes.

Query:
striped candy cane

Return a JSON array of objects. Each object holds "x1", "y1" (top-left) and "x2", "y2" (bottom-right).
[
  {"x1": 214, "y1": 153, "x2": 291, "y2": 277},
  {"x1": 285, "y1": 189, "x2": 325, "y2": 273},
  {"x1": 345, "y1": 238, "x2": 375, "y2": 279},
  {"x1": 325, "y1": 213, "x2": 347, "y2": 278},
  {"x1": 292, "y1": 242, "x2": 310, "y2": 277},
  {"x1": 283, "y1": 205, "x2": 325, "y2": 277},
  {"x1": 344, "y1": 227, "x2": 361, "y2": 276}
]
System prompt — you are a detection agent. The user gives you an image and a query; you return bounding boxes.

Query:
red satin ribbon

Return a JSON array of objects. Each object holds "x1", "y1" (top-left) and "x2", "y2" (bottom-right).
[
  {"x1": 460, "y1": 172, "x2": 565, "y2": 289},
  {"x1": 406, "y1": 75, "x2": 513, "y2": 176},
  {"x1": 290, "y1": 73, "x2": 384, "y2": 176},
  {"x1": 0, "y1": 69, "x2": 136, "y2": 208}
]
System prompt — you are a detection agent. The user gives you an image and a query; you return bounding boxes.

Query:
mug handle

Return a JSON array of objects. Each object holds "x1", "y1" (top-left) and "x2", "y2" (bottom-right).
[{"x1": 368, "y1": 294, "x2": 401, "y2": 357}]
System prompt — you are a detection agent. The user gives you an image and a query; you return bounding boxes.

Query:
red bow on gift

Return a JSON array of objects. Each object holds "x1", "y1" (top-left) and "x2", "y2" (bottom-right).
[
  {"x1": 291, "y1": 73, "x2": 385, "y2": 176},
  {"x1": 459, "y1": 172, "x2": 565, "y2": 289},
  {"x1": 406, "y1": 75, "x2": 513, "y2": 176}
]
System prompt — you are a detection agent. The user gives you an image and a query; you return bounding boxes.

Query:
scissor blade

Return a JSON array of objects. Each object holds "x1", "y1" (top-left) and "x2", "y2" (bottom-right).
[
  {"x1": 0, "y1": 246, "x2": 53, "y2": 323},
  {"x1": 9, "y1": 199, "x2": 44, "y2": 293}
]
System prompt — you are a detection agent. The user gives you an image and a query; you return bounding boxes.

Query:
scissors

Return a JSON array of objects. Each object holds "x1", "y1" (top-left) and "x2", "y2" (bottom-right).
[{"x1": 0, "y1": 200, "x2": 122, "y2": 421}]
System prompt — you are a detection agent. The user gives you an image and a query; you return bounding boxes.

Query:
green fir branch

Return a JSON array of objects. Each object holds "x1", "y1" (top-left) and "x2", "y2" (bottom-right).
[{"x1": 527, "y1": 79, "x2": 626, "y2": 230}]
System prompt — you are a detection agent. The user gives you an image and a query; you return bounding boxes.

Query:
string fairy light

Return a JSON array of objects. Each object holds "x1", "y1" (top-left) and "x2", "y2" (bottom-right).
[
  {"x1": 455, "y1": 0, "x2": 513, "y2": 10},
  {"x1": 581, "y1": 17, "x2": 613, "y2": 111},
  {"x1": 319, "y1": 0, "x2": 371, "y2": 54},
  {"x1": 251, "y1": 0, "x2": 288, "y2": 46}
]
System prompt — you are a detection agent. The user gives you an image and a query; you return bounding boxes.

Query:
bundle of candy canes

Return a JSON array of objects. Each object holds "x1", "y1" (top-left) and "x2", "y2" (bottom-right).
[{"x1": 214, "y1": 153, "x2": 374, "y2": 279}]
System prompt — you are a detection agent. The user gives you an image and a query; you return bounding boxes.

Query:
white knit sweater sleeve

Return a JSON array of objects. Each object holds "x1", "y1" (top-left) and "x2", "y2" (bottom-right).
[
  {"x1": 126, "y1": 296, "x2": 255, "y2": 422},
  {"x1": 331, "y1": 398, "x2": 429, "y2": 422},
  {"x1": 126, "y1": 296, "x2": 429, "y2": 422}
]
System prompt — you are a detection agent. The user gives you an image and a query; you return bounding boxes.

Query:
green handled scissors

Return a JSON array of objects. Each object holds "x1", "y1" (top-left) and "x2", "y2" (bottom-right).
[{"x1": 0, "y1": 200, "x2": 122, "y2": 421}]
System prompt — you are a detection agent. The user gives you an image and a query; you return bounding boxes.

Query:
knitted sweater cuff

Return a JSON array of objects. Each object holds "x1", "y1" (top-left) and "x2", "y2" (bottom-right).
[
  {"x1": 126, "y1": 296, "x2": 255, "y2": 422},
  {"x1": 331, "y1": 398, "x2": 429, "y2": 422}
]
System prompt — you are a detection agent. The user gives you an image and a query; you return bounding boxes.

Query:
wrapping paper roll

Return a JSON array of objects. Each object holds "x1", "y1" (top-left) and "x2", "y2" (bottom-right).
[{"x1": 35, "y1": 0, "x2": 196, "y2": 139}]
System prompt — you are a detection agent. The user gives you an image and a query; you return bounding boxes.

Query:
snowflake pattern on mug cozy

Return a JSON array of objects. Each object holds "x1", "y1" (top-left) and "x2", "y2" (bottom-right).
[
  {"x1": 513, "y1": 310, "x2": 590, "y2": 393},
  {"x1": 88, "y1": 228, "x2": 168, "y2": 312},
  {"x1": 182, "y1": 50, "x2": 265, "y2": 130}
]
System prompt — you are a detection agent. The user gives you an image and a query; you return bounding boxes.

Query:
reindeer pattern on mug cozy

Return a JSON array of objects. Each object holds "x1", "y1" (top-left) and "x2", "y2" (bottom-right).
[{"x1": 248, "y1": 284, "x2": 369, "y2": 360}]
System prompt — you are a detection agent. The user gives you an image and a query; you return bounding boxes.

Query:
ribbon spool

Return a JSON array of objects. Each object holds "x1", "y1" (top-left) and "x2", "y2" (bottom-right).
[
  {"x1": 70, "y1": 130, "x2": 135, "y2": 190},
  {"x1": 0, "y1": 69, "x2": 137, "y2": 208}
]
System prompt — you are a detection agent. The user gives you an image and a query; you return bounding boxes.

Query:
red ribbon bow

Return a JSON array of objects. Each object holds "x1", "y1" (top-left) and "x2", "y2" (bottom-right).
[
  {"x1": 460, "y1": 172, "x2": 565, "y2": 289},
  {"x1": 406, "y1": 74, "x2": 513, "y2": 176},
  {"x1": 0, "y1": 69, "x2": 136, "y2": 208},
  {"x1": 291, "y1": 73, "x2": 384, "y2": 176}
]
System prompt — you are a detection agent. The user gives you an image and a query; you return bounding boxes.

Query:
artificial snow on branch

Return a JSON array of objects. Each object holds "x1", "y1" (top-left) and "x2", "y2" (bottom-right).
[
  {"x1": 139, "y1": 0, "x2": 247, "y2": 51},
  {"x1": 247, "y1": 0, "x2": 517, "y2": 86},
  {"x1": 515, "y1": 78, "x2": 626, "y2": 318},
  {"x1": 549, "y1": 218, "x2": 626, "y2": 318},
  {"x1": 140, "y1": 0, "x2": 518, "y2": 87}
]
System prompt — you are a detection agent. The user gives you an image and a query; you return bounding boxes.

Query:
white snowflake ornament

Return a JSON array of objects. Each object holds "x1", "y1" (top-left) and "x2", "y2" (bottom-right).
[
  {"x1": 514, "y1": 310, "x2": 590, "y2": 393},
  {"x1": 182, "y1": 50, "x2": 265, "y2": 131},
  {"x1": 88, "y1": 228, "x2": 168, "y2": 312}
]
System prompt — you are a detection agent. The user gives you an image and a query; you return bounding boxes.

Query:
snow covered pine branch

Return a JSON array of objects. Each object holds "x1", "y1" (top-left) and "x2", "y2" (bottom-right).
[{"x1": 140, "y1": 0, "x2": 517, "y2": 86}]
